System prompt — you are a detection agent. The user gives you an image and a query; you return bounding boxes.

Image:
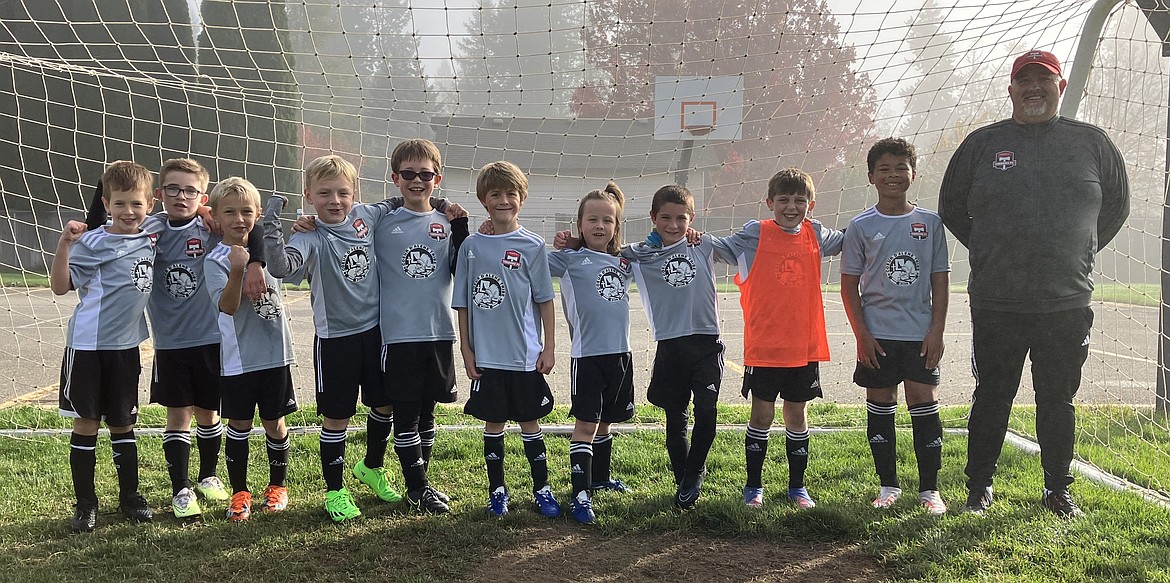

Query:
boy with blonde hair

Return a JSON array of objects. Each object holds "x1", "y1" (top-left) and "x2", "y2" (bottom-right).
[
  {"x1": 454, "y1": 160, "x2": 561, "y2": 518},
  {"x1": 205, "y1": 177, "x2": 297, "y2": 522}
]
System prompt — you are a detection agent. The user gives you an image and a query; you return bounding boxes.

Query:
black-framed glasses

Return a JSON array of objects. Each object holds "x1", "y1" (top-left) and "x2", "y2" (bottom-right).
[
  {"x1": 161, "y1": 185, "x2": 203, "y2": 199},
  {"x1": 397, "y1": 170, "x2": 437, "y2": 182}
]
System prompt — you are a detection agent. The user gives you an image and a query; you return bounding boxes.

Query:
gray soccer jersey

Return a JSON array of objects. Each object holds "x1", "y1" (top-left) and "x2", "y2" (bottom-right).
[
  {"x1": 205, "y1": 242, "x2": 295, "y2": 375},
  {"x1": 64, "y1": 224, "x2": 163, "y2": 350},
  {"x1": 622, "y1": 235, "x2": 730, "y2": 342},
  {"x1": 708, "y1": 218, "x2": 845, "y2": 278},
  {"x1": 374, "y1": 207, "x2": 457, "y2": 344},
  {"x1": 840, "y1": 206, "x2": 950, "y2": 341},
  {"x1": 263, "y1": 196, "x2": 389, "y2": 338},
  {"x1": 452, "y1": 229, "x2": 554, "y2": 371},
  {"x1": 549, "y1": 248, "x2": 633, "y2": 357},
  {"x1": 145, "y1": 214, "x2": 221, "y2": 349}
]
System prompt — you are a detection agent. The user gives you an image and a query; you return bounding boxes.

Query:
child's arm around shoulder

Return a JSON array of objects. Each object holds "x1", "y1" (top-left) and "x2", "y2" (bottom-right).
[
  {"x1": 261, "y1": 195, "x2": 304, "y2": 279},
  {"x1": 811, "y1": 219, "x2": 845, "y2": 256},
  {"x1": 49, "y1": 220, "x2": 87, "y2": 295}
]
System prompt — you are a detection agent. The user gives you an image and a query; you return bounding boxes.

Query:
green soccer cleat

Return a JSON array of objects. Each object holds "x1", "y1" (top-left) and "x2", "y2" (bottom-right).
[
  {"x1": 324, "y1": 488, "x2": 362, "y2": 523},
  {"x1": 194, "y1": 476, "x2": 230, "y2": 502},
  {"x1": 172, "y1": 487, "x2": 202, "y2": 519},
  {"x1": 353, "y1": 460, "x2": 403, "y2": 503}
]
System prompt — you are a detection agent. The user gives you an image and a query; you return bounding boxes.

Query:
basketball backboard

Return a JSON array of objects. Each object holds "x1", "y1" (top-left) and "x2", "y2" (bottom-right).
[{"x1": 654, "y1": 76, "x2": 744, "y2": 141}]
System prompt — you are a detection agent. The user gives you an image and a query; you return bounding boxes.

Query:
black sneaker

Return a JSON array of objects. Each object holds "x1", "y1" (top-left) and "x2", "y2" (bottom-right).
[
  {"x1": 1042, "y1": 488, "x2": 1084, "y2": 518},
  {"x1": 673, "y1": 469, "x2": 707, "y2": 511},
  {"x1": 407, "y1": 486, "x2": 450, "y2": 514},
  {"x1": 71, "y1": 499, "x2": 98, "y2": 532},
  {"x1": 961, "y1": 486, "x2": 993, "y2": 515},
  {"x1": 119, "y1": 493, "x2": 154, "y2": 523}
]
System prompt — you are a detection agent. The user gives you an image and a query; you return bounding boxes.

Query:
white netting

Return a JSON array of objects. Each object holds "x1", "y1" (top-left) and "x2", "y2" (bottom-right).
[{"x1": 0, "y1": 0, "x2": 1165, "y2": 496}]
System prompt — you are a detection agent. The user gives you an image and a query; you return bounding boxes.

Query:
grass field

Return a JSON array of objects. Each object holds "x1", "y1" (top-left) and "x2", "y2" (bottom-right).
[{"x1": 1, "y1": 405, "x2": 1168, "y2": 582}]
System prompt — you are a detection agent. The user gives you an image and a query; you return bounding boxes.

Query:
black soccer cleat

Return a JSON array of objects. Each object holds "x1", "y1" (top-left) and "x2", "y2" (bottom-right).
[
  {"x1": 407, "y1": 486, "x2": 450, "y2": 514},
  {"x1": 1042, "y1": 488, "x2": 1084, "y2": 518},
  {"x1": 119, "y1": 493, "x2": 154, "y2": 523},
  {"x1": 960, "y1": 486, "x2": 993, "y2": 515},
  {"x1": 71, "y1": 499, "x2": 98, "y2": 533}
]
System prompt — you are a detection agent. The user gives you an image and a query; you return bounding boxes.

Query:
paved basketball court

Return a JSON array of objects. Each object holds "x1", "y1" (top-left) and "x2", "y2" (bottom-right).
[{"x1": 0, "y1": 288, "x2": 1158, "y2": 411}]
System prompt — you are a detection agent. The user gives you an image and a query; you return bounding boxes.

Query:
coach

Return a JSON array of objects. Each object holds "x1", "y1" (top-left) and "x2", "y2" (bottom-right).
[{"x1": 939, "y1": 50, "x2": 1130, "y2": 518}]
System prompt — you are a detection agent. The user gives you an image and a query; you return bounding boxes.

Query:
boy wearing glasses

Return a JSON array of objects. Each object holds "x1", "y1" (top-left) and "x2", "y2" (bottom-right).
[
  {"x1": 263, "y1": 152, "x2": 466, "y2": 521},
  {"x1": 85, "y1": 158, "x2": 266, "y2": 519}
]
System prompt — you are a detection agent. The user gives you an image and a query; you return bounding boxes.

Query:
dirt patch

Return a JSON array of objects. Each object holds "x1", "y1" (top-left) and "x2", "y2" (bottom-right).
[{"x1": 463, "y1": 524, "x2": 886, "y2": 582}]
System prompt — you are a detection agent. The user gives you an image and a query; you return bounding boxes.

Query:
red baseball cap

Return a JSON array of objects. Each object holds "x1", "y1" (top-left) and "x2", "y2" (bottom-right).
[{"x1": 1011, "y1": 50, "x2": 1062, "y2": 78}]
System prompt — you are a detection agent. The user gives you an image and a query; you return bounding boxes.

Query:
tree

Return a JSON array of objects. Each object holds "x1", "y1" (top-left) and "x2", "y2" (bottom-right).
[
  {"x1": 581, "y1": 0, "x2": 876, "y2": 211},
  {"x1": 452, "y1": 0, "x2": 590, "y2": 118}
]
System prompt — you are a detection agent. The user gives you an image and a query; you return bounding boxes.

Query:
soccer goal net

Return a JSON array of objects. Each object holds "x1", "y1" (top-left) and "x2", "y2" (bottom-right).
[{"x1": 0, "y1": 0, "x2": 1165, "y2": 499}]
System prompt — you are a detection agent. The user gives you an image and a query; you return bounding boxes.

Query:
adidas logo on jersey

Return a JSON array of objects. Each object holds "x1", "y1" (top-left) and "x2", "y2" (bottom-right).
[
  {"x1": 485, "y1": 453, "x2": 500, "y2": 461},
  {"x1": 746, "y1": 443, "x2": 762, "y2": 452},
  {"x1": 581, "y1": 258, "x2": 593, "y2": 265},
  {"x1": 392, "y1": 226, "x2": 404, "y2": 234},
  {"x1": 869, "y1": 434, "x2": 888, "y2": 444},
  {"x1": 791, "y1": 447, "x2": 808, "y2": 456},
  {"x1": 411, "y1": 458, "x2": 426, "y2": 467},
  {"x1": 540, "y1": 396, "x2": 550, "y2": 406},
  {"x1": 873, "y1": 232, "x2": 886, "y2": 241},
  {"x1": 329, "y1": 456, "x2": 345, "y2": 466},
  {"x1": 571, "y1": 464, "x2": 584, "y2": 474},
  {"x1": 466, "y1": 249, "x2": 476, "y2": 259},
  {"x1": 926, "y1": 437, "x2": 943, "y2": 448}
]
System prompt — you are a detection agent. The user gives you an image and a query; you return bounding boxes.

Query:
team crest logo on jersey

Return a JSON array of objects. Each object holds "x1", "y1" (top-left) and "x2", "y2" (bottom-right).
[
  {"x1": 909, "y1": 222, "x2": 928, "y2": 240},
  {"x1": 885, "y1": 251, "x2": 920, "y2": 286},
  {"x1": 402, "y1": 244, "x2": 437, "y2": 279},
  {"x1": 147, "y1": 233, "x2": 159, "y2": 248},
  {"x1": 353, "y1": 218, "x2": 369, "y2": 239},
  {"x1": 472, "y1": 273, "x2": 506, "y2": 309},
  {"x1": 661, "y1": 254, "x2": 697, "y2": 287},
  {"x1": 164, "y1": 264, "x2": 198, "y2": 299},
  {"x1": 185, "y1": 237, "x2": 205, "y2": 258},
  {"x1": 618, "y1": 257, "x2": 632, "y2": 273},
  {"x1": 252, "y1": 286, "x2": 282, "y2": 320},
  {"x1": 595, "y1": 267, "x2": 627, "y2": 302},
  {"x1": 428, "y1": 223, "x2": 448, "y2": 240},
  {"x1": 993, "y1": 150, "x2": 1017, "y2": 171},
  {"x1": 131, "y1": 258, "x2": 153, "y2": 293},
  {"x1": 501, "y1": 249, "x2": 522, "y2": 270},
  {"x1": 342, "y1": 247, "x2": 370, "y2": 283}
]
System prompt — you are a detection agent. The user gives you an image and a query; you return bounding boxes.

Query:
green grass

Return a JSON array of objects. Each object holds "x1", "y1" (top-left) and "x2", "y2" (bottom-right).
[{"x1": 0, "y1": 405, "x2": 1168, "y2": 582}]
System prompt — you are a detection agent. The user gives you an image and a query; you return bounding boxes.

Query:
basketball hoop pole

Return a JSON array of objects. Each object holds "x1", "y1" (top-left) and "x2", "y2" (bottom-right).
[{"x1": 674, "y1": 125, "x2": 712, "y2": 186}]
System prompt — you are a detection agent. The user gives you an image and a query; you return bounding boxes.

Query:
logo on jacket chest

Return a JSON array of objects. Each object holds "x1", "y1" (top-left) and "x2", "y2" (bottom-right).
[
  {"x1": 661, "y1": 254, "x2": 696, "y2": 287},
  {"x1": 992, "y1": 150, "x2": 1017, "y2": 171}
]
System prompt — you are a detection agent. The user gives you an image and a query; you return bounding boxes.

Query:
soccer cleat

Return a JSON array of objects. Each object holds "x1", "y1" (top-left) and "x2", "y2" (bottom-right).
[
  {"x1": 172, "y1": 487, "x2": 202, "y2": 519},
  {"x1": 487, "y1": 487, "x2": 510, "y2": 517},
  {"x1": 590, "y1": 478, "x2": 630, "y2": 493},
  {"x1": 872, "y1": 486, "x2": 903, "y2": 509},
  {"x1": 743, "y1": 486, "x2": 765, "y2": 508},
  {"x1": 71, "y1": 499, "x2": 98, "y2": 532},
  {"x1": 194, "y1": 476, "x2": 230, "y2": 502},
  {"x1": 353, "y1": 460, "x2": 403, "y2": 503},
  {"x1": 227, "y1": 491, "x2": 252, "y2": 522},
  {"x1": 961, "y1": 486, "x2": 993, "y2": 515},
  {"x1": 673, "y1": 469, "x2": 707, "y2": 510},
  {"x1": 569, "y1": 495, "x2": 596, "y2": 525},
  {"x1": 119, "y1": 493, "x2": 154, "y2": 523},
  {"x1": 259, "y1": 485, "x2": 288, "y2": 512},
  {"x1": 918, "y1": 490, "x2": 947, "y2": 516},
  {"x1": 534, "y1": 486, "x2": 562, "y2": 518},
  {"x1": 406, "y1": 486, "x2": 450, "y2": 514},
  {"x1": 324, "y1": 488, "x2": 362, "y2": 523},
  {"x1": 1042, "y1": 488, "x2": 1083, "y2": 518},
  {"x1": 787, "y1": 487, "x2": 817, "y2": 509}
]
